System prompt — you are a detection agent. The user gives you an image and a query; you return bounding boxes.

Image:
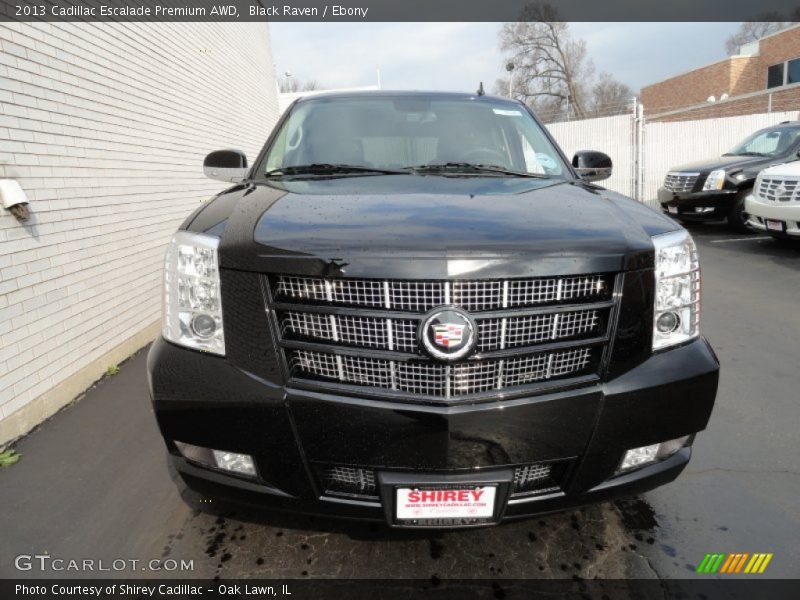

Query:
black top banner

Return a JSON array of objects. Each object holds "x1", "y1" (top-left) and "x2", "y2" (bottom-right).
[{"x1": 2, "y1": 0, "x2": 800, "y2": 22}]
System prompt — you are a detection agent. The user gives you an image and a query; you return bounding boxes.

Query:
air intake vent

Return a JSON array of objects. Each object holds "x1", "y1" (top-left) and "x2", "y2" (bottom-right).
[
  {"x1": 319, "y1": 466, "x2": 378, "y2": 499},
  {"x1": 512, "y1": 462, "x2": 570, "y2": 497}
]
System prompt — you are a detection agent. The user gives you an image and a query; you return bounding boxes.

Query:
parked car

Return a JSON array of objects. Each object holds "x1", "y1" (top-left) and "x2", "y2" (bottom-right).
[
  {"x1": 658, "y1": 121, "x2": 800, "y2": 232},
  {"x1": 148, "y1": 91, "x2": 718, "y2": 528},
  {"x1": 745, "y1": 160, "x2": 800, "y2": 241}
]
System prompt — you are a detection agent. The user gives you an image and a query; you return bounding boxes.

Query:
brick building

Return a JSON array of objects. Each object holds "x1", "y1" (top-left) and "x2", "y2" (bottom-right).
[
  {"x1": 0, "y1": 23, "x2": 280, "y2": 444},
  {"x1": 642, "y1": 24, "x2": 800, "y2": 121}
]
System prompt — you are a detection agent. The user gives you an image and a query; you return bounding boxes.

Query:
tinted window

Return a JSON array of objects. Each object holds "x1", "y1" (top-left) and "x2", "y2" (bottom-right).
[
  {"x1": 260, "y1": 96, "x2": 567, "y2": 178},
  {"x1": 728, "y1": 126, "x2": 800, "y2": 157},
  {"x1": 787, "y1": 58, "x2": 800, "y2": 85},
  {"x1": 767, "y1": 63, "x2": 784, "y2": 88}
]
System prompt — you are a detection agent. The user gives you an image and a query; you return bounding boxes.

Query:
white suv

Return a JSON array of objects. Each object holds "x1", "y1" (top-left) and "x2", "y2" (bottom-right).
[{"x1": 746, "y1": 161, "x2": 800, "y2": 240}]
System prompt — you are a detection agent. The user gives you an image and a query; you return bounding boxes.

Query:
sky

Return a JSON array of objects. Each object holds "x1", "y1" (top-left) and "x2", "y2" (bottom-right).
[{"x1": 269, "y1": 22, "x2": 742, "y2": 95}]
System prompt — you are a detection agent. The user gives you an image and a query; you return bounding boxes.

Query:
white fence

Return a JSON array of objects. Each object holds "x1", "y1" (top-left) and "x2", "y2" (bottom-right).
[{"x1": 547, "y1": 110, "x2": 799, "y2": 208}]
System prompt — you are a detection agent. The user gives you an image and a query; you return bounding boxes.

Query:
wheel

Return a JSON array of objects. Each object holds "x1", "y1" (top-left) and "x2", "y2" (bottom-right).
[{"x1": 727, "y1": 188, "x2": 753, "y2": 233}]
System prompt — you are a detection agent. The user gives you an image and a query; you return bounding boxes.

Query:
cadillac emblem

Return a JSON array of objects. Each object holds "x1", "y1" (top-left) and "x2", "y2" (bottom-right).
[
  {"x1": 433, "y1": 323, "x2": 465, "y2": 348},
  {"x1": 420, "y1": 308, "x2": 477, "y2": 361}
]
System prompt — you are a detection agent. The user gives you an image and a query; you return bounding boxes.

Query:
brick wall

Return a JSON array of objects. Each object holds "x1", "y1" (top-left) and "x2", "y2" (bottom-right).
[
  {"x1": 0, "y1": 22, "x2": 279, "y2": 440},
  {"x1": 759, "y1": 24, "x2": 800, "y2": 76},
  {"x1": 728, "y1": 55, "x2": 760, "y2": 96},
  {"x1": 641, "y1": 57, "x2": 759, "y2": 114},
  {"x1": 648, "y1": 84, "x2": 800, "y2": 122},
  {"x1": 642, "y1": 25, "x2": 800, "y2": 115}
]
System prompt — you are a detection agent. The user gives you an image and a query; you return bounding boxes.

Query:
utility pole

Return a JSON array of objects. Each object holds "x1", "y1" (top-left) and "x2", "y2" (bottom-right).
[{"x1": 505, "y1": 62, "x2": 515, "y2": 98}]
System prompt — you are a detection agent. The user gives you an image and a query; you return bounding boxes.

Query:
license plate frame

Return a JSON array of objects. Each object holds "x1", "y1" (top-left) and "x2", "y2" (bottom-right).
[
  {"x1": 394, "y1": 484, "x2": 498, "y2": 526},
  {"x1": 766, "y1": 219, "x2": 785, "y2": 232}
]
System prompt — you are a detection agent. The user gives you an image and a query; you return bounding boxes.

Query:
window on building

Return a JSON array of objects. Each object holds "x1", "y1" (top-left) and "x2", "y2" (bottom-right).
[
  {"x1": 767, "y1": 63, "x2": 785, "y2": 88},
  {"x1": 787, "y1": 58, "x2": 800, "y2": 85}
]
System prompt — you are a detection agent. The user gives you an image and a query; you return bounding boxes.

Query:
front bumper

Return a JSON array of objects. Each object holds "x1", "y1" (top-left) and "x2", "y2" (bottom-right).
[
  {"x1": 658, "y1": 188, "x2": 738, "y2": 221},
  {"x1": 745, "y1": 194, "x2": 800, "y2": 237},
  {"x1": 148, "y1": 336, "x2": 718, "y2": 527}
]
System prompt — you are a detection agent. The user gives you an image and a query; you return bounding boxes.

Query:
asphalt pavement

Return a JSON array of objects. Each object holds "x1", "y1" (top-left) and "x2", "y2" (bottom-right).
[{"x1": 1, "y1": 222, "x2": 798, "y2": 584}]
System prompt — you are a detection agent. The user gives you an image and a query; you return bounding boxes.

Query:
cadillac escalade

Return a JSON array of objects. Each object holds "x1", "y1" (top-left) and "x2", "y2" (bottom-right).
[{"x1": 147, "y1": 91, "x2": 719, "y2": 528}]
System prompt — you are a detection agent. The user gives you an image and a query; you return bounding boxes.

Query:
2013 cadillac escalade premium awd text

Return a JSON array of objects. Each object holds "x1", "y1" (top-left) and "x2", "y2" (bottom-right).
[{"x1": 147, "y1": 92, "x2": 719, "y2": 528}]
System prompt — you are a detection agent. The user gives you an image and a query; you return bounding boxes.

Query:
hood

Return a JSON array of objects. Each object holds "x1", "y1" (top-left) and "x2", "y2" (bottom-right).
[
  {"x1": 203, "y1": 176, "x2": 674, "y2": 279},
  {"x1": 669, "y1": 154, "x2": 770, "y2": 174}
]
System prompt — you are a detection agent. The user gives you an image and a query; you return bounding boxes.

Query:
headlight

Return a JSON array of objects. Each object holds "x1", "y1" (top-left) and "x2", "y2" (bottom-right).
[
  {"x1": 652, "y1": 229, "x2": 700, "y2": 351},
  {"x1": 162, "y1": 231, "x2": 225, "y2": 355},
  {"x1": 703, "y1": 169, "x2": 725, "y2": 191}
]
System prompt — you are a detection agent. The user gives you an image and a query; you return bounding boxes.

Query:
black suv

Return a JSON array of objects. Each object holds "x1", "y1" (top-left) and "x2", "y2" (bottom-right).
[
  {"x1": 658, "y1": 121, "x2": 800, "y2": 232},
  {"x1": 148, "y1": 92, "x2": 718, "y2": 528}
]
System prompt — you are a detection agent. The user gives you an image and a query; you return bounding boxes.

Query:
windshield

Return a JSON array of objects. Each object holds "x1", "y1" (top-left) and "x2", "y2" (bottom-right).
[
  {"x1": 726, "y1": 126, "x2": 800, "y2": 157},
  {"x1": 258, "y1": 95, "x2": 568, "y2": 178}
]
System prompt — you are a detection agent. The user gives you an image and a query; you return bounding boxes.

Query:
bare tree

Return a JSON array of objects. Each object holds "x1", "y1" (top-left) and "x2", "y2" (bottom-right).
[
  {"x1": 279, "y1": 77, "x2": 322, "y2": 93},
  {"x1": 495, "y1": 6, "x2": 593, "y2": 118},
  {"x1": 495, "y1": 5, "x2": 632, "y2": 121},
  {"x1": 590, "y1": 73, "x2": 634, "y2": 117},
  {"x1": 725, "y1": 17, "x2": 797, "y2": 55}
]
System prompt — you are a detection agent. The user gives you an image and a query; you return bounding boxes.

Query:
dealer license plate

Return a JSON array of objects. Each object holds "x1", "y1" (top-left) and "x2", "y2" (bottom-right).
[
  {"x1": 395, "y1": 486, "x2": 496, "y2": 520},
  {"x1": 668, "y1": 206, "x2": 679, "y2": 214},
  {"x1": 766, "y1": 219, "x2": 784, "y2": 232}
]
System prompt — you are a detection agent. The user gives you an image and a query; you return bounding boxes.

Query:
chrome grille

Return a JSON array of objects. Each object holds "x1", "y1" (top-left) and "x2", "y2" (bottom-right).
[
  {"x1": 388, "y1": 281, "x2": 444, "y2": 311},
  {"x1": 320, "y1": 466, "x2": 377, "y2": 499},
  {"x1": 272, "y1": 273, "x2": 614, "y2": 402},
  {"x1": 289, "y1": 347, "x2": 594, "y2": 399},
  {"x1": 395, "y1": 361, "x2": 447, "y2": 396},
  {"x1": 393, "y1": 320, "x2": 419, "y2": 353},
  {"x1": 283, "y1": 309, "x2": 601, "y2": 354},
  {"x1": 275, "y1": 275, "x2": 609, "y2": 312},
  {"x1": 502, "y1": 353, "x2": 549, "y2": 387},
  {"x1": 451, "y1": 280, "x2": 504, "y2": 311},
  {"x1": 664, "y1": 172, "x2": 699, "y2": 193},
  {"x1": 477, "y1": 309, "x2": 600, "y2": 352},
  {"x1": 756, "y1": 176, "x2": 800, "y2": 203}
]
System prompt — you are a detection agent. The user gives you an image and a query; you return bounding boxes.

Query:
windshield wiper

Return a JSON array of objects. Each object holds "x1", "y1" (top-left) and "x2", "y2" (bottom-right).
[
  {"x1": 723, "y1": 151, "x2": 767, "y2": 157},
  {"x1": 406, "y1": 162, "x2": 549, "y2": 178},
  {"x1": 265, "y1": 164, "x2": 410, "y2": 178}
]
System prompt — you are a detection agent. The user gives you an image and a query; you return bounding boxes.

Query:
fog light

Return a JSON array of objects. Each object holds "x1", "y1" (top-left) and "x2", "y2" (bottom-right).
[
  {"x1": 618, "y1": 435, "x2": 691, "y2": 473},
  {"x1": 656, "y1": 311, "x2": 680, "y2": 333},
  {"x1": 212, "y1": 450, "x2": 257, "y2": 476},
  {"x1": 619, "y1": 444, "x2": 660, "y2": 471},
  {"x1": 175, "y1": 441, "x2": 256, "y2": 477},
  {"x1": 694, "y1": 207, "x2": 715, "y2": 214}
]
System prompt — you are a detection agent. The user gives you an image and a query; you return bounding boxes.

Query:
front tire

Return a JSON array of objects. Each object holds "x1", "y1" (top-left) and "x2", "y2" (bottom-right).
[{"x1": 727, "y1": 188, "x2": 753, "y2": 233}]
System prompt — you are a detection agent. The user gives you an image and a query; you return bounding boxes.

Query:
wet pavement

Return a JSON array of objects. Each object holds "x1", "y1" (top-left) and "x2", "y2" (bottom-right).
[{"x1": 0, "y1": 223, "x2": 798, "y2": 581}]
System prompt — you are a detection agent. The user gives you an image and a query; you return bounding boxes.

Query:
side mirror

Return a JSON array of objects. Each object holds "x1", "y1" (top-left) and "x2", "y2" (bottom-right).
[
  {"x1": 203, "y1": 150, "x2": 249, "y2": 183},
  {"x1": 572, "y1": 150, "x2": 612, "y2": 182}
]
